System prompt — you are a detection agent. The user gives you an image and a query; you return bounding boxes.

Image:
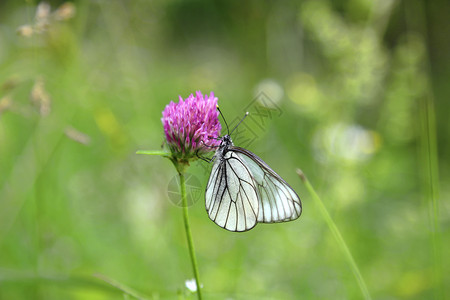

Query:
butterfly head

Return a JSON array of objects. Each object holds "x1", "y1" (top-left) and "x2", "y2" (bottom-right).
[
  {"x1": 218, "y1": 134, "x2": 233, "y2": 155},
  {"x1": 222, "y1": 134, "x2": 233, "y2": 145}
]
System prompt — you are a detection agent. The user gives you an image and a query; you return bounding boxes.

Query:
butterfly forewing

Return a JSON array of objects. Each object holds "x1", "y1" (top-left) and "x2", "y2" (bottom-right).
[
  {"x1": 205, "y1": 134, "x2": 301, "y2": 231},
  {"x1": 206, "y1": 150, "x2": 259, "y2": 231},
  {"x1": 232, "y1": 147, "x2": 302, "y2": 223}
]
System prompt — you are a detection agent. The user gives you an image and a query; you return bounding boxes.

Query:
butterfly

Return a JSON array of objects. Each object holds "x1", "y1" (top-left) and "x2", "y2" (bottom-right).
[{"x1": 205, "y1": 111, "x2": 302, "y2": 232}]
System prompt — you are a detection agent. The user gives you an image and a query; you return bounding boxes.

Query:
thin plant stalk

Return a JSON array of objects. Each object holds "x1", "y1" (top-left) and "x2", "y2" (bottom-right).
[
  {"x1": 179, "y1": 171, "x2": 203, "y2": 300},
  {"x1": 137, "y1": 150, "x2": 203, "y2": 299},
  {"x1": 419, "y1": 95, "x2": 442, "y2": 298},
  {"x1": 404, "y1": 1, "x2": 443, "y2": 295},
  {"x1": 297, "y1": 169, "x2": 371, "y2": 300},
  {"x1": 95, "y1": 273, "x2": 150, "y2": 300}
]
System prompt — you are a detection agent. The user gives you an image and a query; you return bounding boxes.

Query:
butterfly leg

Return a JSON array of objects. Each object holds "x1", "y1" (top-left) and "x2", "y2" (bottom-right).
[{"x1": 196, "y1": 152, "x2": 215, "y2": 163}]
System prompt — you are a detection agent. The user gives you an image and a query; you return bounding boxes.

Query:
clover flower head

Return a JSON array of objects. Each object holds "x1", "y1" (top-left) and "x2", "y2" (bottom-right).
[{"x1": 162, "y1": 91, "x2": 222, "y2": 159}]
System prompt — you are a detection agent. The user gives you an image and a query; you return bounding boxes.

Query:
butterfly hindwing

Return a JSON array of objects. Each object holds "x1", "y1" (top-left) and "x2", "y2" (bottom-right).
[{"x1": 205, "y1": 150, "x2": 259, "y2": 231}]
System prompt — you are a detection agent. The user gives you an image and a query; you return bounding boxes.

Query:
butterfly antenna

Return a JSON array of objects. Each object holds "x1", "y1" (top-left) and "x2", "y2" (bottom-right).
[
  {"x1": 230, "y1": 112, "x2": 249, "y2": 136},
  {"x1": 217, "y1": 105, "x2": 230, "y2": 135}
]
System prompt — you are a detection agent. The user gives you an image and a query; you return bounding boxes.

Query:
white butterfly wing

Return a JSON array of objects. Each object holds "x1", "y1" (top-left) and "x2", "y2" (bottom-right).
[
  {"x1": 231, "y1": 147, "x2": 302, "y2": 223},
  {"x1": 205, "y1": 150, "x2": 259, "y2": 232}
]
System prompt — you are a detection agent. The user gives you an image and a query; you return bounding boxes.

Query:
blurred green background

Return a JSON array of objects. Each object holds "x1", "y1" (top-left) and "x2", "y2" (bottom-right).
[{"x1": 0, "y1": 0, "x2": 448, "y2": 299}]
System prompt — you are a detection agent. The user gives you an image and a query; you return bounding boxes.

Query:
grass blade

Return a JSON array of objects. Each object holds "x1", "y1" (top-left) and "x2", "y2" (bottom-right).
[{"x1": 297, "y1": 169, "x2": 371, "y2": 300}]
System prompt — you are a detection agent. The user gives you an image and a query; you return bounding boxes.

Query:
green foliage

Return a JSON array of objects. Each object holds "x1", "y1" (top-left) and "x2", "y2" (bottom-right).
[{"x1": 0, "y1": 0, "x2": 448, "y2": 299}]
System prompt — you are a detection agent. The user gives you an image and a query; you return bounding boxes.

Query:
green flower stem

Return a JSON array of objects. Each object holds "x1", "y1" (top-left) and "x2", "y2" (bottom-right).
[
  {"x1": 137, "y1": 150, "x2": 202, "y2": 299},
  {"x1": 179, "y1": 171, "x2": 203, "y2": 300},
  {"x1": 297, "y1": 169, "x2": 371, "y2": 300}
]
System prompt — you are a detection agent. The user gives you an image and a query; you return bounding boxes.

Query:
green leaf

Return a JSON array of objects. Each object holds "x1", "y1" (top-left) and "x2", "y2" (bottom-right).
[{"x1": 136, "y1": 150, "x2": 170, "y2": 157}]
